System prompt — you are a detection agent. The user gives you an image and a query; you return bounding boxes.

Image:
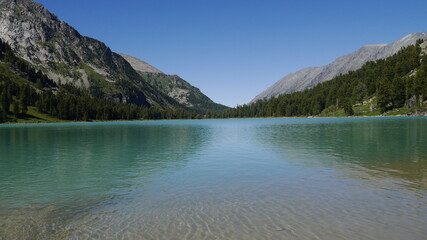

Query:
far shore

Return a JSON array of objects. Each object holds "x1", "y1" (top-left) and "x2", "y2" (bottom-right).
[{"x1": 1, "y1": 113, "x2": 425, "y2": 126}]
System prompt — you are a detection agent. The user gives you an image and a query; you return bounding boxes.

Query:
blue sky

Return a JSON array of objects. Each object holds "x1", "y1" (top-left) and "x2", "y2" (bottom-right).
[{"x1": 36, "y1": 0, "x2": 427, "y2": 107}]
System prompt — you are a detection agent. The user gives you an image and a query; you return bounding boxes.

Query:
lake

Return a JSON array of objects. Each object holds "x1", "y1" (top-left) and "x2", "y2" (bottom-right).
[{"x1": 0, "y1": 117, "x2": 426, "y2": 239}]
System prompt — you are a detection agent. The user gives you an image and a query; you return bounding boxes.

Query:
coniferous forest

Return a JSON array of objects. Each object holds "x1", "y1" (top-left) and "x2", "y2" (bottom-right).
[
  {"x1": 213, "y1": 40, "x2": 427, "y2": 118},
  {"x1": 0, "y1": 39, "x2": 200, "y2": 123},
  {"x1": 1, "y1": 39, "x2": 427, "y2": 123}
]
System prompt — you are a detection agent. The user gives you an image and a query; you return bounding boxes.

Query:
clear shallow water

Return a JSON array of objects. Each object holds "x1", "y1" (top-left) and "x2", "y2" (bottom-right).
[{"x1": 0, "y1": 117, "x2": 426, "y2": 239}]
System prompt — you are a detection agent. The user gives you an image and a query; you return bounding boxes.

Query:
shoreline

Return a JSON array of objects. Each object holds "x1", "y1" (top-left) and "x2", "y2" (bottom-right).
[{"x1": 1, "y1": 113, "x2": 425, "y2": 126}]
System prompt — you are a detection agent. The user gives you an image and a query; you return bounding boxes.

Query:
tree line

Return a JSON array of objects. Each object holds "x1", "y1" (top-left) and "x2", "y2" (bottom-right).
[
  {"x1": 212, "y1": 40, "x2": 427, "y2": 118},
  {"x1": 2, "y1": 38, "x2": 426, "y2": 123},
  {"x1": 0, "y1": 79, "x2": 201, "y2": 122}
]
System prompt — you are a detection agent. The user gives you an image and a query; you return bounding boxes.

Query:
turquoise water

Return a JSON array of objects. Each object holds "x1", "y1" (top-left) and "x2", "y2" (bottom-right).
[{"x1": 0, "y1": 117, "x2": 426, "y2": 239}]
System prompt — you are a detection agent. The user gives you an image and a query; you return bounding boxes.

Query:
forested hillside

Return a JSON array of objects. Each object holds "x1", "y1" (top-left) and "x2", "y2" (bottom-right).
[
  {"x1": 0, "y1": 0, "x2": 227, "y2": 113},
  {"x1": 2, "y1": 37, "x2": 426, "y2": 123},
  {"x1": 252, "y1": 33, "x2": 427, "y2": 103},
  {"x1": 216, "y1": 40, "x2": 427, "y2": 118},
  {"x1": 0, "y1": 39, "x2": 200, "y2": 123}
]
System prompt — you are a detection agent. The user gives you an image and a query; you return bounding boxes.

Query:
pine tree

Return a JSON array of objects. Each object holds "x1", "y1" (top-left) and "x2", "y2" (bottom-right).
[
  {"x1": 20, "y1": 87, "x2": 28, "y2": 116},
  {"x1": 344, "y1": 99, "x2": 354, "y2": 116},
  {"x1": 0, "y1": 106, "x2": 4, "y2": 123},
  {"x1": 1, "y1": 90, "x2": 9, "y2": 115},
  {"x1": 377, "y1": 77, "x2": 391, "y2": 112},
  {"x1": 13, "y1": 100, "x2": 19, "y2": 118},
  {"x1": 352, "y1": 82, "x2": 367, "y2": 103},
  {"x1": 21, "y1": 97, "x2": 28, "y2": 116}
]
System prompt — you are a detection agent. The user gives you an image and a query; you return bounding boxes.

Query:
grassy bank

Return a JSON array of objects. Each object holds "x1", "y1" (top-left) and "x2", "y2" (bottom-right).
[{"x1": 3, "y1": 106, "x2": 67, "y2": 124}]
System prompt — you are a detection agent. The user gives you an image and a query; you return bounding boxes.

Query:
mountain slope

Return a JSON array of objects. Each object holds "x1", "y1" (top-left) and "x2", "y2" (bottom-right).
[
  {"x1": 118, "y1": 54, "x2": 163, "y2": 74},
  {"x1": 220, "y1": 41, "x2": 427, "y2": 118},
  {"x1": 120, "y1": 54, "x2": 228, "y2": 111},
  {"x1": 252, "y1": 33, "x2": 427, "y2": 103},
  {"x1": 0, "y1": 0, "x2": 190, "y2": 109},
  {"x1": 0, "y1": 38, "x2": 203, "y2": 122}
]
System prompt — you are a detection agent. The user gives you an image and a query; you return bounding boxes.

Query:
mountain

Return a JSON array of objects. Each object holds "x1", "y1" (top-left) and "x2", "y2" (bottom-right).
[
  {"x1": 219, "y1": 40, "x2": 427, "y2": 118},
  {"x1": 118, "y1": 54, "x2": 163, "y2": 74},
  {"x1": 252, "y1": 33, "x2": 427, "y2": 103},
  {"x1": 119, "y1": 54, "x2": 228, "y2": 112},
  {"x1": 0, "y1": 38, "x2": 209, "y2": 122},
  {"x1": 0, "y1": 0, "x2": 225, "y2": 111}
]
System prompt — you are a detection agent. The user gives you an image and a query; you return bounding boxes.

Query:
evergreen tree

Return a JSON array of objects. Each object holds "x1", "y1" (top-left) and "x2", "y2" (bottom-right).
[
  {"x1": 21, "y1": 97, "x2": 28, "y2": 116},
  {"x1": 13, "y1": 100, "x2": 19, "y2": 118},
  {"x1": 343, "y1": 100, "x2": 354, "y2": 116},
  {"x1": 0, "y1": 90, "x2": 9, "y2": 115},
  {"x1": 20, "y1": 87, "x2": 28, "y2": 115},
  {"x1": 0, "y1": 106, "x2": 4, "y2": 123},
  {"x1": 352, "y1": 82, "x2": 367, "y2": 103},
  {"x1": 377, "y1": 76, "x2": 391, "y2": 112}
]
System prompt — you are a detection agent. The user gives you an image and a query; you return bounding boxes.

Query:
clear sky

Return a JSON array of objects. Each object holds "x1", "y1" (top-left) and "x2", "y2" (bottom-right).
[{"x1": 36, "y1": 0, "x2": 426, "y2": 107}]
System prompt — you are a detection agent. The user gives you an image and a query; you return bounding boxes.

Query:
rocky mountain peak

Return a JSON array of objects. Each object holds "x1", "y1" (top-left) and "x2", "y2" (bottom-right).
[{"x1": 0, "y1": 0, "x2": 80, "y2": 63}]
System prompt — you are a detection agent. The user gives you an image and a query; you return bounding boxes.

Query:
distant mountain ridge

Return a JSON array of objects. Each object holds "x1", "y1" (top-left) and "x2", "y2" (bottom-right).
[
  {"x1": 251, "y1": 33, "x2": 427, "y2": 103},
  {"x1": 0, "y1": 0, "x2": 225, "y2": 111},
  {"x1": 120, "y1": 54, "x2": 228, "y2": 111}
]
